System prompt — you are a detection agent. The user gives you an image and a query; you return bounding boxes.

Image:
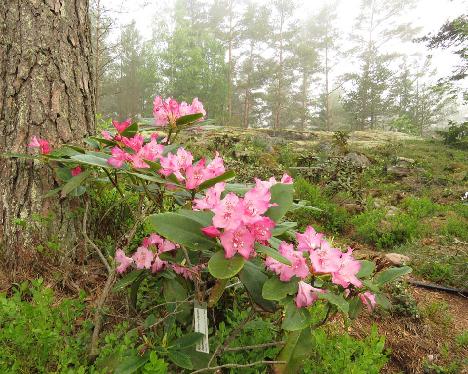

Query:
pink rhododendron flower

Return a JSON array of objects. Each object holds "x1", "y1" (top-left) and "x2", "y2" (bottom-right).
[
  {"x1": 295, "y1": 281, "x2": 324, "y2": 308},
  {"x1": 153, "y1": 96, "x2": 206, "y2": 126},
  {"x1": 172, "y1": 263, "x2": 205, "y2": 281},
  {"x1": 296, "y1": 226, "x2": 324, "y2": 252},
  {"x1": 159, "y1": 239, "x2": 177, "y2": 253},
  {"x1": 359, "y1": 291, "x2": 377, "y2": 311},
  {"x1": 112, "y1": 118, "x2": 132, "y2": 133},
  {"x1": 28, "y1": 136, "x2": 51, "y2": 154},
  {"x1": 71, "y1": 166, "x2": 82, "y2": 176},
  {"x1": 115, "y1": 249, "x2": 134, "y2": 273},
  {"x1": 122, "y1": 134, "x2": 145, "y2": 152},
  {"x1": 201, "y1": 226, "x2": 221, "y2": 238},
  {"x1": 185, "y1": 159, "x2": 208, "y2": 189},
  {"x1": 265, "y1": 242, "x2": 309, "y2": 281},
  {"x1": 108, "y1": 147, "x2": 129, "y2": 168},
  {"x1": 151, "y1": 255, "x2": 167, "y2": 273},
  {"x1": 143, "y1": 233, "x2": 164, "y2": 248},
  {"x1": 193, "y1": 182, "x2": 225, "y2": 210},
  {"x1": 132, "y1": 246, "x2": 154, "y2": 270},
  {"x1": 331, "y1": 248, "x2": 362, "y2": 288},
  {"x1": 212, "y1": 192, "x2": 243, "y2": 230},
  {"x1": 248, "y1": 217, "x2": 275, "y2": 243},
  {"x1": 242, "y1": 179, "x2": 272, "y2": 223},
  {"x1": 308, "y1": 240, "x2": 342, "y2": 274},
  {"x1": 101, "y1": 130, "x2": 113, "y2": 140},
  {"x1": 280, "y1": 173, "x2": 293, "y2": 184},
  {"x1": 220, "y1": 225, "x2": 255, "y2": 259}
]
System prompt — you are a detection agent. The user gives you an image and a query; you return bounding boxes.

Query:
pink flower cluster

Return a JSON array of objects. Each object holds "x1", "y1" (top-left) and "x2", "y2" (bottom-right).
[
  {"x1": 153, "y1": 97, "x2": 206, "y2": 127},
  {"x1": 196, "y1": 174, "x2": 293, "y2": 259},
  {"x1": 265, "y1": 226, "x2": 375, "y2": 309},
  {"x1": 115, "y1": 233, "x2": 203, "y2": 280},
  {"x1": 28, "y1": 136, "x2": 51, "y2": 155},
  {"x1": 107, "y1": 130, "x2": 226, "y2": 190}
]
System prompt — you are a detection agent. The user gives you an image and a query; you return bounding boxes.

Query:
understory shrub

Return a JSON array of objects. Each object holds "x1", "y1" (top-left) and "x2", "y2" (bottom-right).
[
  {"x1": 291, "y1": 177, "x2": 350, "y2": 233},
  {"x1": 0, "y1": 279, "x2": 90, "y2": 373}
]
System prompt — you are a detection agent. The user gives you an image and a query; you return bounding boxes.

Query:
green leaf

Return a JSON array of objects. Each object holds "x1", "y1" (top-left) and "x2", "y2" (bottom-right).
[
  {"x1": 272, "y1": 221, "x2": 297, "y2": 236},
  {"x1": 167, "y1": 350, "x2": 192, "y2": 369},
  {"x1": 70, "y1": 153, "x2": 111, "y2": 168},
  {"x1": 177, "y1": 210, "x2": 214, "y2": 227},
  {"x1": 176, "y1": 113, "x2": 203, "y2": 126},
  {"x1": 115, "y1": 352, "x2": 149, "y2": 374},
  {"x1": 163, "y1": 278, "x2": 190, "y2": 322},
  {"x1": 172, "y1": 332, "x2": 204, "y2": 349},
  {"x1": 282, "y1": 301, "x2": 310, "y2": 331},
  {"x1": 147, "y1": 212, "x2": 216, "y2": 250},
  {"x1": 224, "y1": 182, "x2": 252, "y2": 195},
  {"x1": 255, "y1": 243, "x2": 291, "y2": 266},
  {"x1": 121, "y1": 122, "x2": 139, "y2": 137},
  {"x1": 208, "y1": 251, "x2": 244, "y2": 279},
  {"x1": 43, "y1": 187, "x2": 62, "y2": 198},
  {"x1": 238, "y1": 261, "x2": 277, "y2": 312},
  {"x1": 262, "y1": 276, "x2": 298, "y2": 301},
  {"x1": 61, "y1": 169, "x2": 91, "y2": 197},
  {"x1": 113, "y1": 270, "x2": 144, "y2": 291},
  {"x1": 90, "y1": 136, "x2": 116, "y2": 147},
  {"x1": 127, "y1": 172, "x2": 166, "y2": 184},
  {"x1": 375, "y1": 266, "x2": 412, "y2": 286},
  {"x1": 348, "y1": 297, "x2": 363, "y2": 319},
  {"x1": 375, "y1": 293, "x2": 392, "y2": 309},
  {"x1": 265, "y1": 183, "x2": 294, "y2": 222},
  {"x1": 275, "y1": 328, "x2": 312, "y2": 374},
  {"x1": 357, "y1": 260, "x2": 376, "y2": 278},
  {"x1": 130, "y1": 272, "x2": 147, "y2": 311},
  {"x1": 197, "y1": 170, "x2": 235, "y2": 191},
  {"x1": 318, "y1": 292, "x2": 349, "y2": 314}
]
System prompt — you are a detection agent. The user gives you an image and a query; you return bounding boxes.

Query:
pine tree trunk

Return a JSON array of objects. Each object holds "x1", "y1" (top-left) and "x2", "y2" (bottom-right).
[{"x1": 0, "y1": 0, "x2": 95, "y2": 265}]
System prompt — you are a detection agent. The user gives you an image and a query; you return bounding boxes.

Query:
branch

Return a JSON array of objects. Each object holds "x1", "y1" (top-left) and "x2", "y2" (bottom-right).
[
  {"x1": 83, "y1": 200, "x2": 111, "y2": 274},
  {"x1": 190, "y1": 360, "x2": 287, "y2": 374},
  {"x1": 224, "y1": 341, "x2": 285, "y2": 352}
]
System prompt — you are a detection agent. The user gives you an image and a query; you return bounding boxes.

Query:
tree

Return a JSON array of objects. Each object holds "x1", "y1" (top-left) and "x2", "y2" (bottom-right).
[
  {"x1": 344, "y1": 0, "x2": 419, "y2": 129},
  {"x1": 0, "y1": 1, "x2": 95, "y2": 263}
]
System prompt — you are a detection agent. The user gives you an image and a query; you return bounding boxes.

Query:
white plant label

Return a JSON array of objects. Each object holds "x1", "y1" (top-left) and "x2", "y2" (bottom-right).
[{"x1": 194, "y1": 302, "x2": 209, "y2": 353}]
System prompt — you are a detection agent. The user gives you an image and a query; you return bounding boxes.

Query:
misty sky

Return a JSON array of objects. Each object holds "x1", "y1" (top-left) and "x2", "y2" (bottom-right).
[{"x1": 103, "y1": 0, "x2": 467, "y2": 94}]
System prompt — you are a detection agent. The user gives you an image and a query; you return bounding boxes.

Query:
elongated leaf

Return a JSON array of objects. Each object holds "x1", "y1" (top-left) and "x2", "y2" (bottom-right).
[
  {"x1": 348, "y1": 297, "x2": 363, "y2": 319},
  {"x1": 318, "y1": 292, "x2": 349, "y2": 314},
  {"x1": 114, "y1": 270, "x2": 144, "y2": 291},
  {"x1": 130, "y1": 272, "x2": 147, "y2": 311},
  {"x1": 90, "y1": 136, "x2": 116, "y2": 147},
  {"x1": 275, "y1": 328, "x2": 312, "y2": 374},
  {"x1": 148, "y1": 212, "x2": 216, "y2": 250},
  {"x1": 375, "y1": 293, "x2": 392, "y2": 309},
  {"x1": 197, "y1": 170, "x2": 235, "y2": 191},
  {"x1": 121, "y1": 122, "x2": 138, "y2": 137},
  {"x1": 208, "y1": 251, "x2": 244, "y2": 279},
  {"x1": 61, "y1": 169, "x2": 91, "y2": 197},
  {"x1": 375, "y1": 266, "x2": 412, "y2": 286},
  {"x1": 115, "y1": 352, "x2": 149, "y2": 374},
  {"x1": 272, "y1": 221, "x2": 297, "y2": 237},
  {"x1": 208, "y1": 278, "x2": 228, "y2": 307},
  {"x1": 167, "y1": 350, "x2": 192, "y2": 369},
  {"x1": 71, "y1": 153, "x2": 111, "y2": 168},
  {"x1": 127, "y1": 172, "x2": 166, "y2": 184},
  {"x1": 238, "y1": 261, "x2": 277, "y2": 312},
  {"x1": 163, "y1": 278, "x2": 190, "y2": 322},
  {"x1": 177, "y1": 210, "x2": 214, "y2": 227},
  {"x1": 282, "y1": 301, "x2": 310, "y2": 331},
  {"x1": 224, "y1": 182, "x2": 252, "y2": 195},
  {"x1": 266, "y1": 183, "x2": 294, "y2": 222},
  {"x1": 357, "y1": 260, "x2": 376, "y2": 278},
  {"x1": 255, "y1": 243, "x2": 291, "y2": 266},
  {"x1": 173, "y1": 332, "x2": 204, "y2": 349},
  {"x1": 262, "y1": 276, "x2": 298, "y2": 301},
  {"x1": 176, "y1": 113, "x2": 203, "y2": 126}
]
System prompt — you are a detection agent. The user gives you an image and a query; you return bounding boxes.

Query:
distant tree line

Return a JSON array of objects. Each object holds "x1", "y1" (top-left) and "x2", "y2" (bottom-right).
[{"x1": 91, "y1": 0, "x2": 464, "y2": 135}]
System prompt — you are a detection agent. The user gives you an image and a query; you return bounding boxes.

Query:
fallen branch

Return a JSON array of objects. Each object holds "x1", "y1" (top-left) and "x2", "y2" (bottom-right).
[{"x1": 190, "y1": 360, "x2": 287, "y2": 373}]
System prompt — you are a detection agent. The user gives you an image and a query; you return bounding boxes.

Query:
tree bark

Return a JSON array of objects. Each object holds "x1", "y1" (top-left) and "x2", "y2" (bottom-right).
[{"x1": 0, "y1": 0, "x2": 95, "y2": 264}]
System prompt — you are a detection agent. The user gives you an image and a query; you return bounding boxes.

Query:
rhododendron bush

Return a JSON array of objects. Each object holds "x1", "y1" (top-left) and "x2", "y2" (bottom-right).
[{"x1": 23, "y1": 96, "x2": 411, "y2": 373}]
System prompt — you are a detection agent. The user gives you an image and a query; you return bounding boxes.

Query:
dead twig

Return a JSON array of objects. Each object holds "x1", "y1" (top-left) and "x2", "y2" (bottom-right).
[
  {"x1": 224, "y1": 341, "x2": 285, "y2": 352},
  {"x1": 190, "y1": 360, "x2": 287, "y2": 373}
]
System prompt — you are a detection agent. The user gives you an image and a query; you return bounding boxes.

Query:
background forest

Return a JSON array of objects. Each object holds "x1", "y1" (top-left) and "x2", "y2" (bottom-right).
[{"x1": 92, "y1": 0, "x2": 466, "y2": 135}]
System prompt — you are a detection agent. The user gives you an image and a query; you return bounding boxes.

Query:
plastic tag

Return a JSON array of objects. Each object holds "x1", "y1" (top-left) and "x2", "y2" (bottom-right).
[{"x1": 194, "y1": 301, "x2": 209, "y2": 353}]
